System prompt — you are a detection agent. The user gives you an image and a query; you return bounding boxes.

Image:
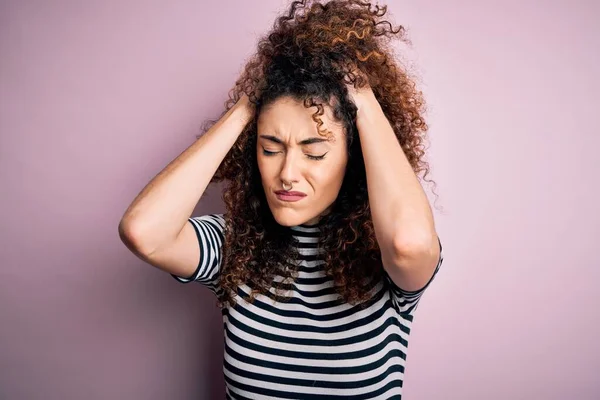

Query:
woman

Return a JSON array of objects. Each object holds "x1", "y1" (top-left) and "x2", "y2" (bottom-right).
[{"x1": 119, "y1": 0, "x2": 444, "y2": 398}]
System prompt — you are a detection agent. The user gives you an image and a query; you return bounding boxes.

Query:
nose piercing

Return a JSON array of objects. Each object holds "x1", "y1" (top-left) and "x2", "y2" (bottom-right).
[{"x1": 282, "y1": 181, "x2": 293, "y2": 191}]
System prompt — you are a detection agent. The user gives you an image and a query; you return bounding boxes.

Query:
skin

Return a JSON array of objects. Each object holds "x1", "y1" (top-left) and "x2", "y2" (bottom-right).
[
  {"x1": 257, "y1": 77, "x2": 439, "y2": 292},
  {"x1": 256, "y1": 96, "x2": 348, "y2": 227}
]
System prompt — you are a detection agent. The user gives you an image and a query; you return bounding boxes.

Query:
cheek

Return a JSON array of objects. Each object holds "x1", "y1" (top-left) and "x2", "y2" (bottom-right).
[
  {"x1": 325, "y1": 151, "x2": 348, "y2": 181},
  {"x1": 256, "y1": 155, "x2": 273, "y2": 181},
  {"x1": 311, "y1": 160, "x2": 346, "y2": 187}
]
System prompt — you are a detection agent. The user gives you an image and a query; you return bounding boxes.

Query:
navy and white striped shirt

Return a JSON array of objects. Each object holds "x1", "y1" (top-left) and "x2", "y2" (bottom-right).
[{"x1": 172, "y1": 214, "x2": 443, "y2": 399}]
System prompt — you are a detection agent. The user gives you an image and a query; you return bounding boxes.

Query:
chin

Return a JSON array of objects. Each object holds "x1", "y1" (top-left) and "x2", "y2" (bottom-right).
[
  {"x1": 269, "y1": 208, "x2": 305, "y2": 227},
  {"x1": 271, "y1": 214, "x2": 300, "y2": 227}
]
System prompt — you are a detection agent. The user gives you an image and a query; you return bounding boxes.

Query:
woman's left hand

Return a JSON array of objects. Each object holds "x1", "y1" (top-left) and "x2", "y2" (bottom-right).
[{"x1": 345, "y1": 69, "x2": 378, "y2": 115}]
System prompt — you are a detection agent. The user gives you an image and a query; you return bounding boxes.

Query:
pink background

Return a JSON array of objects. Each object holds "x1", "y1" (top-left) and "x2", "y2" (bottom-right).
[{"x1": 1, "y1": 0, "x2": 598, "y2": 399}]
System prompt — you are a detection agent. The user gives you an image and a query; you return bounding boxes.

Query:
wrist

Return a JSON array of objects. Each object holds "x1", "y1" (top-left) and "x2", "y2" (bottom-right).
[
  {"x1": 230, "y1": 102, "x2": 253, "y2": 125},
  {"x1": 355, "y1": 92, "x2": 383, "y2": 123}
]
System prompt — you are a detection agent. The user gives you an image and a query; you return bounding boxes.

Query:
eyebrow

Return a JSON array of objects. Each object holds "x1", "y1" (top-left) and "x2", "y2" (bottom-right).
[{"x1": 258, "y1": 135, "x2": 329, "y2": 145}]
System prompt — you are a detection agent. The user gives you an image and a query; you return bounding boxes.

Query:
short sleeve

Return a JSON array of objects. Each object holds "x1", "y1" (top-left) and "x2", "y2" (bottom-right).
[
  {"x1": 384, "y1": 236, "x2": 444, "y2": 316},
  {"x1": 171, "y1": 213, "x2": 225, "y2": 293}
]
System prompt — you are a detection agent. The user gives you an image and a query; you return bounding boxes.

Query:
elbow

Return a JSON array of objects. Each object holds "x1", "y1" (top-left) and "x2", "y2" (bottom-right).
[
  {"x1": 118, "y1": 218, "x2": 154, "y2": 256},
  {"x1": 392, "y1": 230, "x2": 436, "y2": 265}
]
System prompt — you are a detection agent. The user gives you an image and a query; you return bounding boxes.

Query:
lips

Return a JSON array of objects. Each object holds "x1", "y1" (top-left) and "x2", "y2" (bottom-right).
[
  {"x1": 274, "y1": 190, "x2": 306, "y2": 196},
  {"x1": 274, "y1": 190, "x2": 306, "y2": 202}
]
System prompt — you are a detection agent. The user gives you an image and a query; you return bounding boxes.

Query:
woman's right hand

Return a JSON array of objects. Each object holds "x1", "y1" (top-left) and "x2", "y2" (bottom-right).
[{"x1": 231, "y1": 93, "x2": 256, "y2": 124}]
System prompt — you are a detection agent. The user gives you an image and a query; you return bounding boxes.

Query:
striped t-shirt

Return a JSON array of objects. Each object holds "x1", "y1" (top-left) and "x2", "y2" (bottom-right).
[{"x1": 172, "y1": 214, "x2": 443, "y2": 399}]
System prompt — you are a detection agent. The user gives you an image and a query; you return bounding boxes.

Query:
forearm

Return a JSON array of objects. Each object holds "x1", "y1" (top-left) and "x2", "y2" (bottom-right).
[
  {"x1": 119, "y1": 104, "x2": 251, "y2": 255},
  {"x1": 356, "y1": 93, "x2": 435, "y2": 258}
]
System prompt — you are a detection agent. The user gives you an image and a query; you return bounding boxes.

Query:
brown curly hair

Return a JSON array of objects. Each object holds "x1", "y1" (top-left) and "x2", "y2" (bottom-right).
[{"x1": 198, "y1": 0, "x2": 436, "y2": 309}]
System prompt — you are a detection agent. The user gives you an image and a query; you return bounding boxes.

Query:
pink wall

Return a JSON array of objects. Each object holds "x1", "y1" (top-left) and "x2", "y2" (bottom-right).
[{"x1": 1, "y1": 0, "x2": 598, "y2": 398}]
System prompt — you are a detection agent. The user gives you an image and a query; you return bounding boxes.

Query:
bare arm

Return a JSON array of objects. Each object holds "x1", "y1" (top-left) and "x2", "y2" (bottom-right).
[
  {"x1": 350, "y1": 85, "x2": 440, "y2": 292},
  {"x1": 118, "y1": 95, "x2": 252, "y2": 276}
]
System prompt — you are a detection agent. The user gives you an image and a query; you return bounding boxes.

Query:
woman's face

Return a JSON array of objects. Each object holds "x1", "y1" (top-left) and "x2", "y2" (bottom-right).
[{"x1": 256, "y1": 96, "x2": 348, "y2": 227}]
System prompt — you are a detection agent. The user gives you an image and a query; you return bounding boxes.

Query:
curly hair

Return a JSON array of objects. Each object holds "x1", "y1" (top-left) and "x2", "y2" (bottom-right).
[{"x1": 198, "y1": 0, "x2": 435, "y2": 309}]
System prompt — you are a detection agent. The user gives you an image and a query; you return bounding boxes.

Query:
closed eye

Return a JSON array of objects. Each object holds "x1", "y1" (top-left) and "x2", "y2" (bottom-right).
[
  {"x1": 262, "y1": 148, "x2": 327, "y2": 161},
  {"x1": 306, "y1": 153, "x2": 327, "y2": 160}
]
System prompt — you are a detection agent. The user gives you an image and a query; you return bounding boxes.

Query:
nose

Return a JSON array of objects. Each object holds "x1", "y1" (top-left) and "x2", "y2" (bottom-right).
[{"x1": 279, "y1": 151, "x2": 300, "y2": 185}]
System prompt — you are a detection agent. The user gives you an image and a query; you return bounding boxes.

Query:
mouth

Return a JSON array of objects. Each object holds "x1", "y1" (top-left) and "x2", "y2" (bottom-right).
[{"x1": 274, "y1": 190, "x2": 307, "y2": 202}]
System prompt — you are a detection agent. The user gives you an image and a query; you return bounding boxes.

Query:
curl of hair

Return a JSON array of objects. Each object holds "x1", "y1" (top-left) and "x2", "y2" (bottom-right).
[{"x1": 198, "y1": 0, "x2": 437, "y2": 309}]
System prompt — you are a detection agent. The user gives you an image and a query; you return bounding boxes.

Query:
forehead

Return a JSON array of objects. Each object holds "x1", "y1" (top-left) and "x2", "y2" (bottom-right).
[{"x1": 257, "y1": 96, "x2": 344, "y2": 140}]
